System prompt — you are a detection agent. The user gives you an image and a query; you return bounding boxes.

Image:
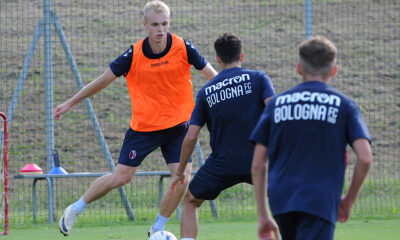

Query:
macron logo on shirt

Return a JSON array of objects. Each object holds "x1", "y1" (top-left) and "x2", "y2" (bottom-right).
[
  {"x1": 274, "y1": 91, "x2": 341, "y2": 124},
  {"x1": 204, "y1": 73, "x2": 252, "y2": 108},
  {"x1": 205, "y1": 74, "x2": 250, "y2": 95},
  {"x1": 275, "y1": 91, "x2": 341, "y2": 106}
]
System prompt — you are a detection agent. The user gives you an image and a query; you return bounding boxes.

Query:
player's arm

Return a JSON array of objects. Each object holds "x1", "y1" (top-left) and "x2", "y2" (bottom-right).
[
  {"x1": 177, "y1": 125, "x2": 201, "y2": 175},
  {"x1": 168, "y1": 125, "x2": 201, "y2": 196},
  {"x1": 338, "y1": 138, "x2": 372, "y2": 222},
  {"x1": 252, "y1": 143, "x2": 269, "y2": 219},
  {"x1": 54, "y1": 67, "x2": 117, "y2": 119},
  {"x1": 260, "y1": 71, "x2": 275, "y2": 106},
  {"x1": 184, "y1": 38, "x2": 218, "y2": 80},
  {"x1": 200, "y1": 62, "x2": 218, "y2": 80},
  {"x1": 264, "y1": 96, "x2": 273, "y2": 105},
  {"x1": 252, "y1": 143, "x2": 280, "y2": 240}
]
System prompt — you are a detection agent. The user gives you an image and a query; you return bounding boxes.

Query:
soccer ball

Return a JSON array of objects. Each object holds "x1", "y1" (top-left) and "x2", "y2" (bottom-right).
[{"x1": 149, "y1": 231, "x2": 177, "y2": 240}]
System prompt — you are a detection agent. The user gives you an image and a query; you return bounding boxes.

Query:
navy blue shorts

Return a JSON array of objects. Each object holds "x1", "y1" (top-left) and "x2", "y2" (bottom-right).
[
  {"x1": 188, "y1": 164, "x2": 252, "y2": 200},
  {"x1": 118, "y1": 122, "x2": 191, "y2": 167},
  {"x1": 274, "y1": 211, "x2": 335, "y2": 240}
]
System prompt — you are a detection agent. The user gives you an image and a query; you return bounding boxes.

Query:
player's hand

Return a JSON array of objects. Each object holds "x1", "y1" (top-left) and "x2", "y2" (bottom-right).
[
  {"x1": 168, "y1": 173, "x2": 185, "y2": 197},
  {"x1": 258, "y1": 216, "x2": 280, "y2": 240},
  {"x1": 338, "y1": 197, "x2": 352, "y2": 222},
  {"x1": 53, "y1": 102, "x2": 72, "y2": 120}
]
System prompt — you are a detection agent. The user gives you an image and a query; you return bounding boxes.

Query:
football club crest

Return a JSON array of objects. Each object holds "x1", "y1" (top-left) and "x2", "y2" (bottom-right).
[{"x1": 129, "y1": 150, "x2": 137, "y2": 160}]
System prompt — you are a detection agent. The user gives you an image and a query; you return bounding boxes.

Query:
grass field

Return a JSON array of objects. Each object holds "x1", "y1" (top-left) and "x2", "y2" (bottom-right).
[
  {"x1": 4, "y1": 218, "x2": 400, "y2": 240},
  {"x1": 0, "y1": 0, "x2": 399, "y2": 230}
]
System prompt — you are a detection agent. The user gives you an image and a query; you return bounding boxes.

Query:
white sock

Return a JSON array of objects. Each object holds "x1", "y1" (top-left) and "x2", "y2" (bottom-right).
[
  {"x1": 181, "y1": 238, "x2": 195, "y2": 240},
  {"x1": 152, "y1": 212, "x2": 170, "y2": 231},
  {"x1": 71, "y1": 196, "x2": 87, "y2": 214}
]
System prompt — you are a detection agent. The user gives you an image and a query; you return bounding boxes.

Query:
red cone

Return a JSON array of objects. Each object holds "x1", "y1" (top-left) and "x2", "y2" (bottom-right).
[{"x1": 19, "y1": 163, "x2": 43, "y2": 175}]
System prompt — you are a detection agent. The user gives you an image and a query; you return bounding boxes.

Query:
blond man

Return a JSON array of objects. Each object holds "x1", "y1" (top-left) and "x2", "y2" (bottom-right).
[{"x1": 55, "y1": 1, "x2": 217, "y2": 236}]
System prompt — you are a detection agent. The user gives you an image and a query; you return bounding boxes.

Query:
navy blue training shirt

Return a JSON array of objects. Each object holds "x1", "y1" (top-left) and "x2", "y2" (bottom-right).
[
  {"x1": 190, "y1": 67, "x2": 275, "y2": 175},
  {"x1": 250, "y1": 81, "x2": 371, "y2": 224},
  {"x1": 110, "y1": 33, "x2": 207, "y2": 77}
]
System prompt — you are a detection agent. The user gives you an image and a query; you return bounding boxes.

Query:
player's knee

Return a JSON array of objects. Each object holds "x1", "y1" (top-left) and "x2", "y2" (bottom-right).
[
  {"x1": 111, "y1": 174, "x2": 132, "y2": 187},
  {"x1": 172, "y1": 175, "x2": 190, "y2": 189},
  {"x1": 183, "y1": 191, "x2": 193, "y2": 202},
  {"x1": 184, "y1": 191, "x2": 202, "y2": 208},
  {"x1": 181, "y1": 175, "x2": 191, "y2": 187}
]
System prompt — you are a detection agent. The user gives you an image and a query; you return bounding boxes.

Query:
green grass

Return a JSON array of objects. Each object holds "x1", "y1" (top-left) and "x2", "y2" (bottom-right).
[
  {"x1": 7, "y1": 179, "x2": 400, "y2": 228},
  {"x1": 4, "y1": 218, "x2": 400, "y2": 240}
]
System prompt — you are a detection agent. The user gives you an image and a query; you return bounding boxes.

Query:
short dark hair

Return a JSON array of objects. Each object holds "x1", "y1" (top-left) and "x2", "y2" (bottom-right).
[
  {"x1": 299, "y1": 35, "x2": 337, "y2": 77},
  {"x1": 214, "y1": 32, "x2": 242, "y2": 64}
]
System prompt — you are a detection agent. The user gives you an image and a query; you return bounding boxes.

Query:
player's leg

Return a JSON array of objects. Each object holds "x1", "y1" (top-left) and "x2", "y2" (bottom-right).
[
  {"x1": 179, "y1": 165, "x2": 231, "y2": 239},
  {"x1": 60, "y1": 127, "x2": 158, "y2": 236},
  {"x1": 180, "y1": 190, "x2": 204, "y2": 239},
  {"x1": 59, "y1": 164, "x2": 137, "y2": 236},
  {"x1": 82, "y1": 164, "x2": 137, "y2": 203},
  {"x1": 295, "y1": 212, "x2": 335, "y2": 240},
  {"x1": 149, "y1": 122, "x2": 192, "y2": 235},
  {"x1": 274, "y1": 212, "x2": 297, "y2": 240},
  {"x1": 148, "y1": 162, "x2": 192, "y2": 236},
  {"x1": 162, "y1": 162, "x2": 192, "y2": 216}
]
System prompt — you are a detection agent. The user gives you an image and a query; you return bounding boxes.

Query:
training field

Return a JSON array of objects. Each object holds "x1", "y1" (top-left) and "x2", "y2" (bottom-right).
[
  {"x1": 0, "y1": 0, "x2": 399, "y2": 238},
  {"x1": 4, "y1": 219, "x2": 400, "y2": 240}
]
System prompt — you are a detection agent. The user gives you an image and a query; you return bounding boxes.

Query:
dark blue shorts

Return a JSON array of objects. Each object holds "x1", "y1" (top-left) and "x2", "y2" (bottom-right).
[
  {"x1": 188, "y1": 164, "x2": 252, "y2": 200},
  {"x1": 118, "y1": 122, "x2": 191, "y2": 167},
  {"x1": 274, "y1": 211, "x2": 335, "y2": 240}
]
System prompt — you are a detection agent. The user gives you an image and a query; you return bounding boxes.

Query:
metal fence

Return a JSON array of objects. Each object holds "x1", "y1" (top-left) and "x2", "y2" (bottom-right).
[{"x1": 0, "y1": 0, "x2": 399, "y2": 227}]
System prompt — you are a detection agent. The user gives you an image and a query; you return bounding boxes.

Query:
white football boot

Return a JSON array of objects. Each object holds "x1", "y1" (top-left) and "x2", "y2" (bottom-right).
[
  {"x1": 147, "y1": 225, "x2": 158, "y2": 237},
  {"x1": 58, "y1": 205, "x2": 80, "y2": 236}
]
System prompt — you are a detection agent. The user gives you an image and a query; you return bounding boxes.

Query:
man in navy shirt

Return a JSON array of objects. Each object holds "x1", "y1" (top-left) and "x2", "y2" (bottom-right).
[
  {"x1": 251, "y1": 35, "x2": 372, "y2": 240},
  {"x1": 54, "y1": 1, "x2": 217, "y2": 237},
  {"x1": 168, "y1": 32, "x2": 277, "y2": 240}
]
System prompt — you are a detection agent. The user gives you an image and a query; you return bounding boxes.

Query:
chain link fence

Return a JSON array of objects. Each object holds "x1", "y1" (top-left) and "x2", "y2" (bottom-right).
[{"x1": 0, "y1": 0, "x2": 399, "y2": 227}]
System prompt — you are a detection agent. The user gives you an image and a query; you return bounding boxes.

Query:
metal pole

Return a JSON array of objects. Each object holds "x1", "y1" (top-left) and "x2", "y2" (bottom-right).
[
  {"x1": 32, "y1": 179, "x2": 38, "y2": 223},
  {"x1": 305, "y1": 0, "x2": 313, "y2": 39},
  {"x1": 43, "y1": 0, "x2": 56, "y2": 222},
  {"x1": 6, "y1": 21, "x2": 43, "y2": 125},
  {"x1": 44, "y1": 0, "x2": 54, "y2": 172},
  {"x1": 4, "y1": 0, "x2": 135, "y2": 224},
  {"x1": 51, "y1": 11, "x2": 134, "y2": 221},
  {"x1": 0, "y1": 21, "x2": 43, "y2": 149},
  {"x1": 46, "y1": 177, "x2": 54, "y2": 224},
  {"x1": 51, "y1": 11, "x2": 115, "y2": 172}
]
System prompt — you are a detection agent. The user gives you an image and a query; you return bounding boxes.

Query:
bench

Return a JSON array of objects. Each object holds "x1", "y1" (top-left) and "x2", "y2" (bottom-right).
[{"x1": 13, "y1": 171, "x2": 219, "y2": 224}]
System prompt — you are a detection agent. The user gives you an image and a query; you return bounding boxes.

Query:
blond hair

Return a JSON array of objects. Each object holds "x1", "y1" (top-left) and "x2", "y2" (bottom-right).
[
  {"x1": 299, "y1": 35, "x2": 337, "y2": 77},
  {"x1": 143, "y1": 1, "x2": 170, "y2": 21}
]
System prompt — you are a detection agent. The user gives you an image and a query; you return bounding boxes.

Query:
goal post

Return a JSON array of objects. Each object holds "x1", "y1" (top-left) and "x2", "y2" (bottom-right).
[{"x1": 0, "y1": 112, "x2": 9, "y2": 236}]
